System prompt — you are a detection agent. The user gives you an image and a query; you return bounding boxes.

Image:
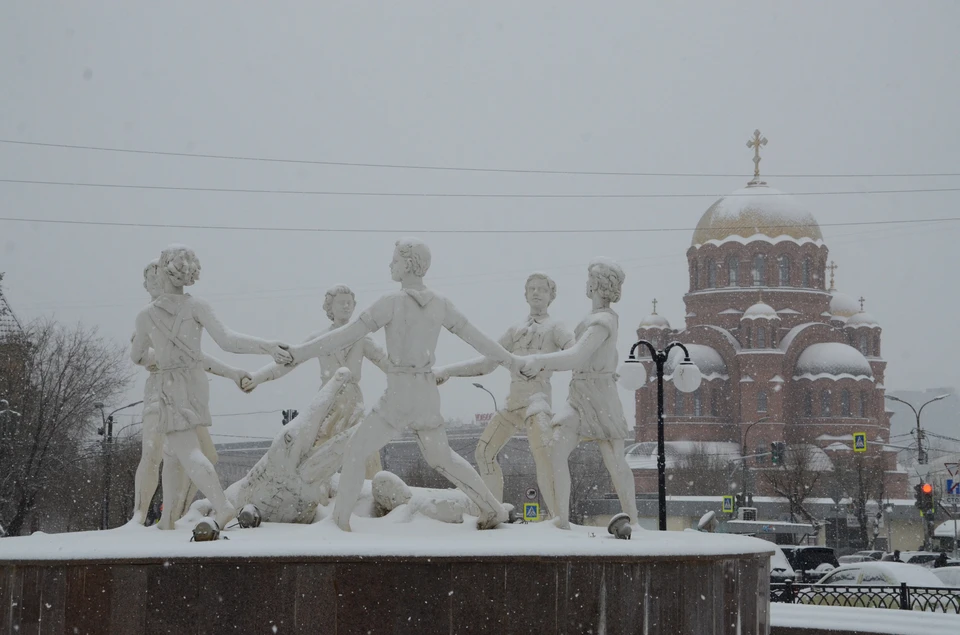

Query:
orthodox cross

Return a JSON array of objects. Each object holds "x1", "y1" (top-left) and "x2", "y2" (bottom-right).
[
  {"x1": 651, "y1": 298, "x2": 658, "y2": 314},
  {"x1": 826, "y1": 261, "x2": 839, "y2": 290},
  {"x1": 746, "y1": 129, "x2": 768, "y2": 180},
  {"x1": 859, "y1": 296, "x2": 866, "y2": 312}
]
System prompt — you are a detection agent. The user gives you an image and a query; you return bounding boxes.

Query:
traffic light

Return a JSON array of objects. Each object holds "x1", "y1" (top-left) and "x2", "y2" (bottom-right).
[
  {"x1": 770, "y1": 442, "x2": 786, "y2": 465},
  {"x1": 915, "y1": 482, "x2": 934, "y2": 514},
  {"x1": 281, "y1": 409, "x2": 299, "y2": 425}
]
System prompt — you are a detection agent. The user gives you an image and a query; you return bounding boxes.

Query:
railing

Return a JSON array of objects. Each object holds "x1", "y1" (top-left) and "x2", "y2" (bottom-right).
[{"x1": 771, "y1": 581, "x2": 960, "y2": 613}]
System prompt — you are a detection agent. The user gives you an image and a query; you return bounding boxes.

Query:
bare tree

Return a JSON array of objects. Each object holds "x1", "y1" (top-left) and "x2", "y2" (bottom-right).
[
  {"x1": 0, "y1": 318, "x2": 131, "y2": 535},
  {"x1": 761, "y1": 444, "x2": 827, "y2": 527},
  {"x1": 827, "y1": 454, "x2": 886, "y2": 548}
]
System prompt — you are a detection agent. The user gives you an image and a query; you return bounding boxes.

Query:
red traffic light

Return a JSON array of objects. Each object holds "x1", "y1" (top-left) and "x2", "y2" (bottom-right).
[{"x1": 921, "y1": 483, "x2": 933, "y2": 494}]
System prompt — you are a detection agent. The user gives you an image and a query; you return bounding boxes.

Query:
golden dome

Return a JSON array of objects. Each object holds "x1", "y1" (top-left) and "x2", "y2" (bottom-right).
[{"x1": 691, "y1": 183, "x2": 823, "y2": 246}]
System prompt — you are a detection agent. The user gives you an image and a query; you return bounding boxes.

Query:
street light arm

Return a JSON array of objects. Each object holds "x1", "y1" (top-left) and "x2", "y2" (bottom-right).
[
  {"x1": 884, "y1": 394, "x2": 919, "y2": 421},
  {"x1": 918, "y1": 395, "x2": 948, "y2": 419},
  {"x1": 629, "y1": 339, "x2": 658, "y2": 360},
  {"x1": 108, "y1": 401, "x2": 144, "y2": 418},
  {"x1": 662, "y1": 341, "x2": 691, "y2": 360}
]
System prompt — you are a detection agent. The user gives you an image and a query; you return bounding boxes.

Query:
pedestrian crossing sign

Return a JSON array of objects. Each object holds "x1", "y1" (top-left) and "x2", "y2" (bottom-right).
[
  {"x1": 722, "y1": 496, "x2": 734, "y2": 514},
  {"x1": 523, "y1": 503, "x2": 540, "y2": 522},
  {"x1": 853, "y1": 432, "x2": 867, "y2": 453}
]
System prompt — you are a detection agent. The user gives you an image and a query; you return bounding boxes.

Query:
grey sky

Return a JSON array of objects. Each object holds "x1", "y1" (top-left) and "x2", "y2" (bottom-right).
[{"x1": 1, "y1": 1, "x2": 958, "y2": 442}]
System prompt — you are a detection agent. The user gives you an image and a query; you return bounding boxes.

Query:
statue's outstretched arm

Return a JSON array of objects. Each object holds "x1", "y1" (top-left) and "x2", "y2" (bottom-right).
[
  {"x1": 130, "y1": 312, "x2": 152, "y2": 366},
  {"x1": 436, "y1": 327, "x2": 513, "y2": 378},
  {"x1": 193, "y1": 297, "x2": 291, "y2": 363},
  {"x1": 289, "y1": 319, "x2": 371, "y2": 365},
  {"x1": 531, "y1": 324, "x2": 608, "y2": 373}
]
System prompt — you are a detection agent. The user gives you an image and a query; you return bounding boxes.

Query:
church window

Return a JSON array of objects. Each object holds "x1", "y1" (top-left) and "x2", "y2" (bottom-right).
[
  {"x1": 675, "y1": 386, "x2": 684, "y2": 415},
  {"x1": 820, "y1": 390, "x2": 832, "y2": 417},
  {"x1": 757, "y1": 326, "x2": 766, "y2": 348},
  {"x1": 706, "y1": 259, "x2": 717, "y2": 288},
  {"x1": 757, "y1": 390, "x2": 768, "y2": 413},
  {"x1": 693, "y1": 389, "x2": 703, "y2": 416},
  {"x1": 727, "y1": 256, "x2": 739, "y2": 286},
  {"x1": 752, "y1": 255, "x2": 767, "y2": 286},
  {"x1": 743, "y1": 325, "x2": 751, "y2": 348},
  {"x1": 874, "y1": 335, "x2": 881, "y2": 357},
  {"x1": 859, "y1": 333, "x2": 870, "y2": 356},
  {"x1": 802, "y1": 257, "x2": 812, "y2": 287},
  {"x1": 840, "y1": 390, "x2": 851, "y2": 417},
  {"x1": 711, "y1": 387, "x2": 721, "y2": 416},
  {"x1": 859, "y1": 392, "x2": 868, "y2": 418},
  {"x1": 803, "y1": 390, "x2": 813, "y2": 416},
  {"x1": 778, "y1": 255, "x2": 791, "y2": 286},
  {"x1": 692, "y1": 260, "x2": 699, "y2": 290}
]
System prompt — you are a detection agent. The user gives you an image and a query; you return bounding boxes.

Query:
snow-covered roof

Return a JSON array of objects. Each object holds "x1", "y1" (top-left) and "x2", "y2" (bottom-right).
[
  {"x1": 794, "y1": 342, "x2": 874, "y2": 380},
  {"x1": 690, "y1": 182, "x2": 824, "y2": 247},
  {"x1": 829, "y1": 291, "x2": 859, "y2": 319},
  {"x1": 823, "y1": 442, "x2": 852, "y2": 452},
  {"x1": 638, "y1": 313, "x2": 671, "y2": 330},
  {"x1": 624, "y1": 441, "x2": 741, "y2": 470},
  {"x1": 663, "y1": 344, "x2": 727, "y2": 379},
  {"x1": 718, "y1": 308, "x2": 742, "y2": 315},
  {"x1": 776, "y1": 308, "x2": 801, "y2": 315},
  {"x1": 845, "y1": 311, "x2": 879, "y2": 328},
  {"x1": 742, "y1": 301, "x2": 779, "y2": 320}
]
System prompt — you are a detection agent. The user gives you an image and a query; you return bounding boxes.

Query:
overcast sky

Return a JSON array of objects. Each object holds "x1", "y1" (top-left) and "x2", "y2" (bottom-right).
[{"x1": 1, "y1": 1, "x2": 958, "y2": 443}]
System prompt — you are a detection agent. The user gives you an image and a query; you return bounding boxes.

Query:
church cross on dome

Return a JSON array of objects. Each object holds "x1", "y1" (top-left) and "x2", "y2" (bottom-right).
[
  {"x1": 859, "y1": 296, "x2": 866, "y2": 312},
  {"x1": 746, "y1": 129, "x2": 768, "y2": 184},
  {"x1": 651, "y1": 298, "x2": 658, "y2": 314},
  {"x1": 826, "y1": 261, "x2": 839, "y2": 291}
]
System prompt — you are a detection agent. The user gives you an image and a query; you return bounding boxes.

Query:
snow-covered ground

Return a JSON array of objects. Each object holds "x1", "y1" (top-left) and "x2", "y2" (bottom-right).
[{"x1": 771, "y1": 603, "x2": 960, "y2": 635}]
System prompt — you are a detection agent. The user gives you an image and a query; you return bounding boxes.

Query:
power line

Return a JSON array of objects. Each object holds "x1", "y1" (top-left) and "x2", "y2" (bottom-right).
[
  {"x1": 210, "y1": 410, "x2": 279, "y2": 418},
  {"x1": 3, "y1": 138, "x2": 959, "y2": 179},
  {"x1": 2, "y1": 215, "x2": 958, "y2": 235},
  {"x1": 3, "y1": 178, "x2": 960, "y2": 199}
]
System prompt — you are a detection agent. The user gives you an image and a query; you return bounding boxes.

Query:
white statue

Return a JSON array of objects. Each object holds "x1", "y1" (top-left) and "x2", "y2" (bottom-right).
[
  {"x1": 519, "y1": 259, "x2": 639, "y2": 530},
  {"x1": 285, "y1": 238, "x2": 519, "y2": 531},
  {"x1": 217, "y1": 367, "x2": 356, "y2": 523},
  {"x1": 241, "y1": 284, "x2": 388, "y2": 479},
  {"x1": 434, "y1": 273, "x2": 574, "y2": 516},
  {"x1": 129, "y1": 260, "x2": 250, "y2": 526},
  {"x1": 371, "y1": 471, "x2": 480, "y2": 524},
  {"x1": 130, "y1": 244, "x2": 293, "y2": 530}
]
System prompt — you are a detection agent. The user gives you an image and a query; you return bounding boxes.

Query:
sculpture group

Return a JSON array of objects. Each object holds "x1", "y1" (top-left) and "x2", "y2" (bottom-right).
[{"x1": 129, "y1": 240, "x2": 639, "y2": 535}]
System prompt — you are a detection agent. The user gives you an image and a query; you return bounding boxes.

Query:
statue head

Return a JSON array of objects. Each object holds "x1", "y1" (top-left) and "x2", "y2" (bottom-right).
[
  {"x1": 391, "y1": 238, "x2": 431, "y2": 282},
  {"x1": 323, "y1": 284, "x2": 356, "y2": 324},
  {"x1": 524, "y1": 272, "x2": 556, "y2": 312},
  {"x1": 159, "y1": 244, "x2": 201, "y2": 289},
  {"x1": 586, "y1": 258, "x2": 624, "y2": 304},
  {"x1": 143, "y1": 259, "x2": 163, "y2": 299}
]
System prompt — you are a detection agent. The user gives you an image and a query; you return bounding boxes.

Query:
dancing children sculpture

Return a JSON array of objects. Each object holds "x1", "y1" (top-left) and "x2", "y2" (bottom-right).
[
  {"x1": 519, "y1": 259, "x2": 639, "y2": 529},
  {"x1": 130, "y1": 245, "x2": 292, "y2": 530},
  {"x1": 285, "y1": 238, "x2": 520, "y2": 531},
  {"x1": 434, "y1": 273, "x2": 573, "y2": 516}
]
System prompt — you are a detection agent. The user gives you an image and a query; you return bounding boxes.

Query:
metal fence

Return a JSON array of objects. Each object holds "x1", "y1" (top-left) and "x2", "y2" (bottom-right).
[{"x1": 771, "y1": 581, "x2": 960, "y2": 613}]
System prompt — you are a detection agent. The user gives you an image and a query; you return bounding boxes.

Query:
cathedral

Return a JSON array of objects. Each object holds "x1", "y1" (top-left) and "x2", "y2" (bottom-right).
[{"x1": 627, "y1": 133, "x2": 908, "y2": 499}]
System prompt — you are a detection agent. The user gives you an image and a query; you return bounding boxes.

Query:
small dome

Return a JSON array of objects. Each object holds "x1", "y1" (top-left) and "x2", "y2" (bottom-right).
[
  {"x1": 742, "y1": 302, "x2": 779, "y2": 320},
  {"x1": 845, "y1": 312, "x2": 879, "y2": 328},
  {"x1": 638, "y1": 313, "x2": 671, "y2": 330},
  {"x1": 795, "y1": 342, "x2": 873, "y2": 379},
  {"x1": 664, "y1": 344, "x2": 727, "y2": 378},
  {"x1": 829, "y1": 291, "x2": 859, "y2": 319},
  {"x1": 691, "y1": 183, "x2": 823, "y2": 246}
]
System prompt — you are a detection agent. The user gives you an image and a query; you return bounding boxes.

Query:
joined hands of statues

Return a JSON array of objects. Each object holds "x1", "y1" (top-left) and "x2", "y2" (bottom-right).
[
  {"x1": 240, "y1": 375, "x2": 259, "y2": 393},
  {"x1": 233, "y1": 370, "x2": 253, "y2": 392},
  {"x1": 519, "y1": 355, "x2": 545, "y2": 379},
  {"x1": 268, "y1": 342, "x2": 293, "y2": 365},
  {"x1": 434, "y1": 369, "x2": 449, "y2": 386}
]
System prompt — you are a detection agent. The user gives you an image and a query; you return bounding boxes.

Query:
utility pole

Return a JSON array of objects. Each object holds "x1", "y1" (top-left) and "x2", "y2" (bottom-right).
[{"x1": 885, "y1": 393, "x2": 948, "y2": 466}]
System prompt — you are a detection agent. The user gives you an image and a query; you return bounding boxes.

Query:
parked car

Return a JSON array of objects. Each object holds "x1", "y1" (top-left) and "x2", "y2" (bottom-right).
[
  {"x1": 852, "y1": 550, "x2": 885, "y2": 561},
  {"x1": 770, "y1": 546, "x2": 796, "y2": 583},
  {"x1": 801, "y1": 562, "x2": 948, "y2": 609},
  {"x1": 781, "y1": 546, "x2": 839, "y2": 582},
  {"x1": 838, "y1": 554, "x2": 870, "y2": 564},
  {"x1": 932, "y1": 567, "x2": 960, "y2": 588},
  {"x1": 817, "y1": 562, "x2": 944, "y2": 587},
  {"x1": 895, "y1": 551, "x2": 960, "y2": 569}
]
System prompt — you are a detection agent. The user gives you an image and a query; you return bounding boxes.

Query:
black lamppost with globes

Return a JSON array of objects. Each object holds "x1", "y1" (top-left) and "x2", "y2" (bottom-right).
[{"x1": 619, "y1": 341, "x2": 701, "y2": 531}]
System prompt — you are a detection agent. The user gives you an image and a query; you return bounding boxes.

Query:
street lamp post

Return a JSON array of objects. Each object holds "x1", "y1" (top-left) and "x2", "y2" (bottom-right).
[
  {"x1": 472, "y1": 383, "x2": 498, "y2": 416},
  {"x1": 884, "y1": 393, "x2": 948, "y2": 466},
  {"x1": 741, "y1": 416, "x2": 771, "y2": 505},
  {"x1": 619, "y1": 341, "x2": 701, "y2": 531},
  {"x1": 94, "y1": 400, "x2": 143, "y2": 530}
]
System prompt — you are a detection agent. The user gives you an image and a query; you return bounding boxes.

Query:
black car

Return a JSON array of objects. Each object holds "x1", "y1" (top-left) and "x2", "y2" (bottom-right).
[{"x1": 780, "y1": 546, "x2": 839, "y2": 582}]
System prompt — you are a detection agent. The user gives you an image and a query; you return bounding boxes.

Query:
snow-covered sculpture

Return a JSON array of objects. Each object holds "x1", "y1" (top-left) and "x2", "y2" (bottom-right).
[
  {"x1": 221, "y1": 368, "x2": 357, "y2": 523},
  {"x1": 519, "y1": 259, "x2": 639, "y2": 530},
  {"x1": 434, "y1": 273, "x2": 574, "y2": 516},
  {"x1": 371, "y1": 471, "x2": 480, "y2": 524},
  {"x1": 241, "y1": 284, "x2": 388, "y2": 479},
  {"x1": 129, "y1": 260, "x2": 251, "y2": 526},
  {"x1": 130, "y1": 244, "x2": 293, "y2": 530},
  {"x1": 285, "y1": 238, "x2": 519, "y2": 531}
]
